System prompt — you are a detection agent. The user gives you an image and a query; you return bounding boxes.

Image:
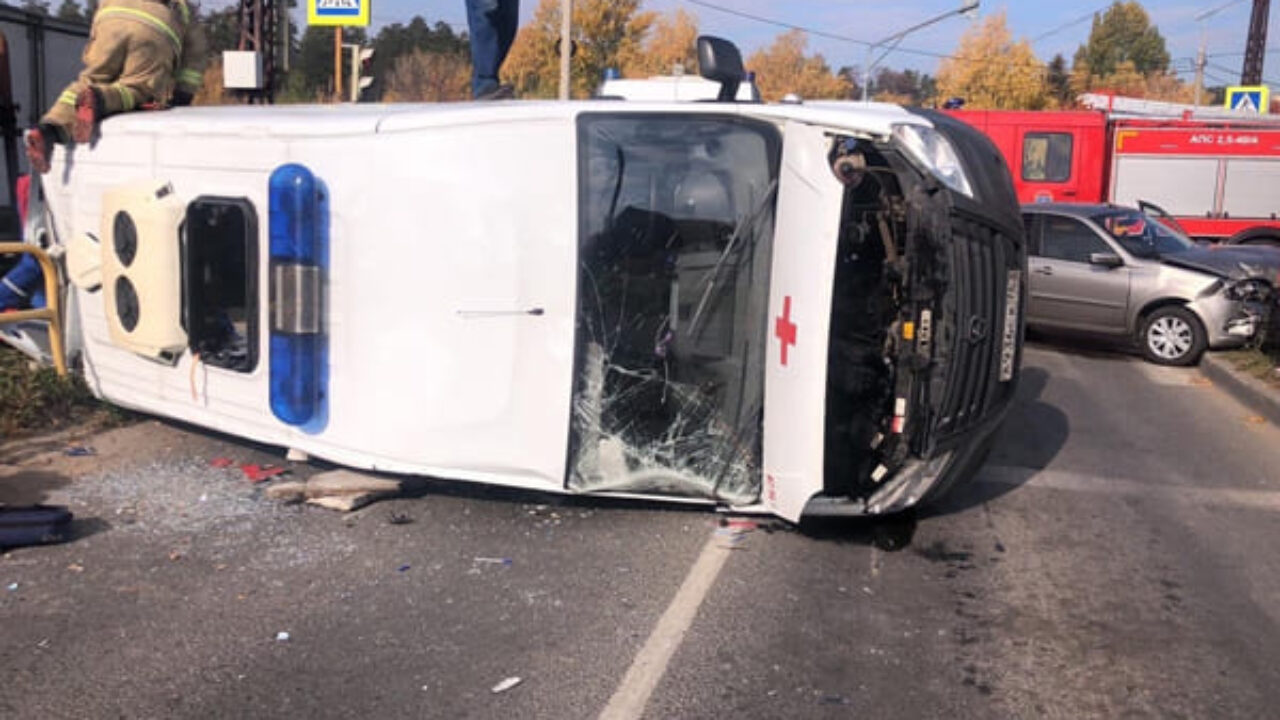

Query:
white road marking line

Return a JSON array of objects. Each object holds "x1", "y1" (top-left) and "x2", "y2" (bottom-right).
[
  {"x1": 598, "y1": 531, "x2": 734, "y2": 720},
  {"x1": 980, "y1": 465, "x2": 1280, "y2": 512}
]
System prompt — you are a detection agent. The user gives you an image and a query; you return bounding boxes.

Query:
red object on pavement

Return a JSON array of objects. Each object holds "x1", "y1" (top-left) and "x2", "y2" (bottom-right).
[
  {"x1": 240, "y1": 464, "x2": 287, "y2": 483},
  {"x1": 210, "y1": 457, "x2": 235, "y2": 468}
]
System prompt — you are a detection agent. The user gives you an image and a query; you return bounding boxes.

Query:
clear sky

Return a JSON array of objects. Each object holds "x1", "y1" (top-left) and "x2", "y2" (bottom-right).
[{"x1": 311, "y1": 0, "x2": 1278, "y2": 88}]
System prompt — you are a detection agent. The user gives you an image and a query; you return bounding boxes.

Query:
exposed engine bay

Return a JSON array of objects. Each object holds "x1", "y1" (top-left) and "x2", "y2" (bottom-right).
[{"x1": 822, "y1": 138, "x2": 948, "y2": 502}]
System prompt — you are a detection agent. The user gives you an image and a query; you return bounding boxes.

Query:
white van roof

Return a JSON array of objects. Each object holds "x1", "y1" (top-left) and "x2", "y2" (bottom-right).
[{"x1": 96, "y1": 99, "x2": 926, "y2": 142}]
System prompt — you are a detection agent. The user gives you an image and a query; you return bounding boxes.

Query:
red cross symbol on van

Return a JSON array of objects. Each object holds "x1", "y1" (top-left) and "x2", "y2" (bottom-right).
[{"x1": 775, "y1": 296, "x2": 797, "y2": 367}]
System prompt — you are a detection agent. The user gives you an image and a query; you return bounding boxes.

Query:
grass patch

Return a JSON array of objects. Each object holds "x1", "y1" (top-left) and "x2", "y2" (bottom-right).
[
  {"x1": 1219, "y1": 346, "x2": 1280, "y2": 389},
  {"x1": 0, "y1": 346, "x2": 133, "y2": 436}
]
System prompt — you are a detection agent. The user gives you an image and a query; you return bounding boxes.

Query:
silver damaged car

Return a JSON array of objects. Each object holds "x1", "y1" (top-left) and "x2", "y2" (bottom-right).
[{"x1": 1021, "y1": 204, "x2": 1277, "y2": 366}]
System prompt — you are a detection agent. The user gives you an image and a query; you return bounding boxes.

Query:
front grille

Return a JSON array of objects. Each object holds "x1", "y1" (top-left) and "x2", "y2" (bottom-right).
[{"x1": 933, "y1": 217, "x2": 1015, "y2": 437}]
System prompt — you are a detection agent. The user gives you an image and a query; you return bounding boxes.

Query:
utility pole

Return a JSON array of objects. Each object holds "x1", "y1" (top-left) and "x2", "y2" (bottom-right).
[
  {"x1": 558, "y1": 0, "x2": 572, "y2": 100},
  {"x1": 279, "y1": 0, "x2": 289, "y2": 73},
  {"x1": 1194, "y1": 42, "x2": 1206, "y2": 105},
  {"x1": 236, "y1": 0, "x2": 277, "y2": 103},
  {"x1": 1193, "y1": 0, "x2": 1249, "y2": 105},
  {"x1": 334, "y1": 26, "x2": 343, "y2": 101},
  {"x1": 1242, "y1": 0, "x2": 1271, "y2": 85}
]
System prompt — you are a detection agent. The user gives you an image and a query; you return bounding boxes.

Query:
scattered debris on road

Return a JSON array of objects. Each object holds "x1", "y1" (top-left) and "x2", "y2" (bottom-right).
[
  {"x1": 240, "y1": 464, "x2": 288, "y2": 483},
  {"x1": 63, "y1": 445, "x2": 96, "y2": 457},
  {"x1": 262, "y1": 470, "x2": 404, "y2": 512},
  {"x1": 276, "y1": 631, "x2": 291, "y2": 642},
  {"x1": 209, "y1": 457, "x2": 290, "y2": 483},
  {"x1": 491, "y1": 677, "x2": 522, "y2": 694},
  {"x1": 714, "y1": 516, "x2": 775, "y2": 549}
]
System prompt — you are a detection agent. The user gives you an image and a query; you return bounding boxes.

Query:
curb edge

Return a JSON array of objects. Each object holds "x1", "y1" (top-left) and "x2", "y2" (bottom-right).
[{"x1": 1201, "y1": 353, "x2": 1280, "y2": 427}]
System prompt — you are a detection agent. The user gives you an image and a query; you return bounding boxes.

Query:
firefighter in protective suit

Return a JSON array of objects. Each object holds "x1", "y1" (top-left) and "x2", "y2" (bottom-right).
[{"x1": 24, "y1": 0, "x2": 206, "y2": 174}]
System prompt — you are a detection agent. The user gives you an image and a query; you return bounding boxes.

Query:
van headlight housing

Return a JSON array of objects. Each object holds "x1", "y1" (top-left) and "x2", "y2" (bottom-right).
[{"x1": 892, "y1": 124, "x2": 974, "y2": 198}]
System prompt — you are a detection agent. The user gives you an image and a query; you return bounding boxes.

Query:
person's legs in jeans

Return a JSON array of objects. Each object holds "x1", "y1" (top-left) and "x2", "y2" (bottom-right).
[
  {"x1": 467, "y1": 0, "x2": 518, "y2": 98},
  {"x1": 496, "y1": 0, "x2": 518, "y2": 66}
]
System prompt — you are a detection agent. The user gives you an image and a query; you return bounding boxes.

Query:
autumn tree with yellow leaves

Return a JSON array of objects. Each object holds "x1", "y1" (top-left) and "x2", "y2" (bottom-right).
[
  {"x1": 935, "y1": 12, "x2": 1048, "y2": 110},
  {"x1": 746, "y1": 30, "x2": 851, "y2": 102},
  {"x1": 1078, "y1": 60, "x2": 1192, "y2": 103},
  {"x1": 383, "y1": 50, "x2": 471, "y2": 102},
  {"x1": 618, "y1": 8, "x2": 700, "y2": 78},
  {"x1": 504, "y1": 0, "x2": 655, "y2": 98}
]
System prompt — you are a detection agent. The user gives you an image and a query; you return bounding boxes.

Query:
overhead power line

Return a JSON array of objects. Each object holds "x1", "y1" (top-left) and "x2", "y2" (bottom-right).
[
  {"x1": 1204, "y1": 59, "x2": 1280, "y2": 87},
  {"x1": 683, "y1": 0, "x2": 948, "y2": 60},
  {"x1": 1206, "y1": 46, "x2": 1280, "y2": 58},
  {"x1": 678, "y1": 0, "x2": 1197, "y2": 81},
  {"x1": 1030, "y1": 5, "x2": 1112, "y2": 44},
  {"x1": 1203, "y1": 67, "x2": 1238, "y2": 86},
  {"x1": 682, "y1": 0, "x2": 1056, "y2": 72}
]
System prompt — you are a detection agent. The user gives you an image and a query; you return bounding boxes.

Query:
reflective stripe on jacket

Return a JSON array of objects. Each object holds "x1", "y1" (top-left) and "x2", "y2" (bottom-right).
[{"x1": 92, "y1": 0, "x2": 207, "y2": 92}]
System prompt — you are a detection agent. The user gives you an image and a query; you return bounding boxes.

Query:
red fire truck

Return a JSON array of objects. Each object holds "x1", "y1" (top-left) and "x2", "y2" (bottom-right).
[{"x1": 949, "y1": 94, "x2": 1280, "y2": 246}]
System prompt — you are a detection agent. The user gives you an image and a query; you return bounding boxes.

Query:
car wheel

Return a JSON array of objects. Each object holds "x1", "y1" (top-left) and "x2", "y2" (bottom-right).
[
  {"x1": 1229, "y1": 233, "x2": 1280, "y2": 248},
  {"x1": 1141, "y1": 306, "x2": 1206, "y2": 366}
]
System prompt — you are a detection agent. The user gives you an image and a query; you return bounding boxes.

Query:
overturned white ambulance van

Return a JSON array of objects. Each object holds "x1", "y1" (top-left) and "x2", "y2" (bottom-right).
[{"x1": 17, "y1": 38, "x2": 1026, "y2": 522}]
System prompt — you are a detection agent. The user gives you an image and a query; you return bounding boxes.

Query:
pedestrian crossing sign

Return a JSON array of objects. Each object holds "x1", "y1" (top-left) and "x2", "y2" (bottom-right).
[
  {"x1": 307, "y1": 0, "x2": 370, "y2": 27},
  {"x1": 1225, "y1": 86, "x2": 1270, "y2": 114}
]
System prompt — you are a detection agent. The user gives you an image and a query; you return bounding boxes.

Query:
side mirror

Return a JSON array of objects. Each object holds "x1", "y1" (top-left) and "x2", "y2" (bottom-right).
[
  {"x1": 1090, "y1": 252, "x2": 1124, "y2": 268},
  {"x1": 697, "y1": 36, "x2": 745, "y2": 102}
]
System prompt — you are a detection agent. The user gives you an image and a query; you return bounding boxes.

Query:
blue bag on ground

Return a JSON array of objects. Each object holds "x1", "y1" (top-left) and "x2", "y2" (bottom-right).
[{"x1": 0, "y1": 505, "x2": 73, "y2": 548}]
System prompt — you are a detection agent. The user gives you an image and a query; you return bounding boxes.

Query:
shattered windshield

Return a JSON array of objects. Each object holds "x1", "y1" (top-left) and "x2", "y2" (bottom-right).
[
  {"x1": 1093, "y1": 210, "x2": 1195, "y2": 257},
  {"x1": 571, "y1": 114, "x2": 781, "y2": 503}
]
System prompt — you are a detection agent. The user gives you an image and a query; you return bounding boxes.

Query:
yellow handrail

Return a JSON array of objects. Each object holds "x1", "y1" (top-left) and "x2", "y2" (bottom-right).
[{"x1": 0, "y1": 243, "x2": 66, "y2": 377}]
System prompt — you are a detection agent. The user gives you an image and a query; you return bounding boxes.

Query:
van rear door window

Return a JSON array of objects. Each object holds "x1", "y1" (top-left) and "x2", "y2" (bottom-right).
[{"x1": 183, "y1": 197, "x2": 258, "y2": 372}]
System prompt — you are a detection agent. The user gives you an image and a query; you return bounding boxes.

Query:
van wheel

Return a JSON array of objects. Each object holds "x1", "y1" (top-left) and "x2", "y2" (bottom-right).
[{"x1": 1141, "y1": 306, "x2": 1206, "y2": 366}]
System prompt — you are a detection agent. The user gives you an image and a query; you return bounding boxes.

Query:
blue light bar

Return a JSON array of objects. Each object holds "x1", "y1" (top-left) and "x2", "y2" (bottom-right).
[{"x1": 268, "y1": 164, "x2": 327, "y2": 427}]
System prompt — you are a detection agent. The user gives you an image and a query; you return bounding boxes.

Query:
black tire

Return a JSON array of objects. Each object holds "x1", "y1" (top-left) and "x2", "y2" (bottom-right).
[
  {"x1": 1228, "y1": 233, "x2": 1280, "y2": 248},
  {"x1": 1140, "y1": 306, "x2": 1206, "y2": 366}
]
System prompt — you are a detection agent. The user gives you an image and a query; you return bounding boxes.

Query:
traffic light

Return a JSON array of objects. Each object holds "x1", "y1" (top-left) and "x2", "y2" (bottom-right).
[{"x1": 350, "y1": 46, "x2": 374, "y2": 102}]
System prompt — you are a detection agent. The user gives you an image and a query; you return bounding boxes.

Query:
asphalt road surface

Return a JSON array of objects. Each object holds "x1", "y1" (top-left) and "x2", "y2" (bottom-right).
[{"x1": 3, "y1": 341, "x2": 1280, "y2": 719}]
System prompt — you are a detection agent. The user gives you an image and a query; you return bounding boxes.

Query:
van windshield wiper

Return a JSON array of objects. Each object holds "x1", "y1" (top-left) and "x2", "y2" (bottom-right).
[{"x1": 685, "y1": 179, "x2": 778, "y2": 338}]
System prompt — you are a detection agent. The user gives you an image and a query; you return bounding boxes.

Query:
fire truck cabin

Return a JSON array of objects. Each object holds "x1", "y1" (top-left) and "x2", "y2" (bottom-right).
[{"x1": 951, "y1": 108, "x2": 1280, "y2": 246}]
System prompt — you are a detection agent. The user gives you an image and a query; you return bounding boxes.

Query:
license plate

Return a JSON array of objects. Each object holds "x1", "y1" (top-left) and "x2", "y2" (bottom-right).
[{"x1": 999, "y1": 270, "x2": 1021, "y2": 382}]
